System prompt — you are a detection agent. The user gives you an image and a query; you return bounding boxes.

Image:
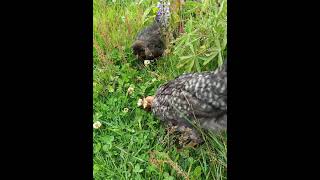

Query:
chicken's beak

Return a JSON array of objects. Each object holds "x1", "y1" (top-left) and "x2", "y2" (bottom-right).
[
  {"x1": 144, "y1": 48, "x2": 153, "y2": 59},
  {"x1": 142, "y1": 96, "x2": 155, "y2": 110}
]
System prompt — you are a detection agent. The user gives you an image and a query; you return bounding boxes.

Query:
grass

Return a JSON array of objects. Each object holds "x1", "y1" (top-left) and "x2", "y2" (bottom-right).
[{"x1": 93, "y1": 0, "x2": 227, "y2": 179}]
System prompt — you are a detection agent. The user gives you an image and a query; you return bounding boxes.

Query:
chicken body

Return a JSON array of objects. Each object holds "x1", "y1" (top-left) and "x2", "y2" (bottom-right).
[
  {"x1": 132, "y1": 22, "x2": 165, "y2": 61},
  {"x1": 151, "y1": 61, "x2": 227, "y2": 144}
]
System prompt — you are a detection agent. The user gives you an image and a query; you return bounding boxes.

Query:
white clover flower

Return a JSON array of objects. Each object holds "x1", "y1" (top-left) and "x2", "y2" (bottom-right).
[
  {"x1": 144, "y1": 60, "x2": 151, "y2": 66},
  {"x1": 143, "y1": 98, "x2": 148, "y2": 109},
  {"x1": 123, "y1": 108, "x2": 129, "y2": 113},
  {"x1": 93, "y1": 121, "x2": 102, "y2": 129},
  {"x1": 137, "y1": 99, "x2": 143, "y2": 107},
  {"x1": 127, "y1": 86, "x2": 134, "y2": 95}
]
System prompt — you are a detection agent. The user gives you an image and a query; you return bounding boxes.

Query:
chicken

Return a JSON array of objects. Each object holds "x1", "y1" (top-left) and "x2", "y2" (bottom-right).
[
  {"x1": 150, "y1": 60, "x2": 227, "y2": 146},
  {"x1": 131, "y1": 21, "x2": 165, "y2": 61}
]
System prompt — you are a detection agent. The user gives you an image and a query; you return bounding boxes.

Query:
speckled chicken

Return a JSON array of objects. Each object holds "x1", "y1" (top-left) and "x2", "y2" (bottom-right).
[
  {"x1": 151, "y1": 61, "x2": 227, "y2": 146},
  {"x1": 131, "y1": 21, "x2": 165, "y2": 61}
]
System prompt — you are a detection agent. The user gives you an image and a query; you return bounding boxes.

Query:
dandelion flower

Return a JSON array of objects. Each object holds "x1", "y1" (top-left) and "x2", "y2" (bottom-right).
[{"x1": 93, "y1": 121, "x2": 102, "y2": 129}]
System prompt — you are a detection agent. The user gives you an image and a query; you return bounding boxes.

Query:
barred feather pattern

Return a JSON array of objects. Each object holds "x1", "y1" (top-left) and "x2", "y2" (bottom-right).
[{"x1": 151, "y1": 61, "x2": 227, "y2": 143}]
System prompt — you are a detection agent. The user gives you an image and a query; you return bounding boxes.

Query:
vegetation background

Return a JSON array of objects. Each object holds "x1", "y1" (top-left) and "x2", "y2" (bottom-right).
[{"x1": 93, "y1": 0, "x2": 227, "y2": 179}]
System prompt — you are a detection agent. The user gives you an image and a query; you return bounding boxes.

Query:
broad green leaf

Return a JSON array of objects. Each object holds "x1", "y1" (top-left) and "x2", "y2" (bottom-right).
[
  {"x1": 177, "y1": 58, "x2": 194, "y2": 68},
  {"x1": 102, "y1": 144, "x2": 112, "y2": 151},
  {"x1": 133, "y1": 164, "x2": 144, "y2": 173},
  {"x1": 193, "y1": 166, "x2": 202, "y2": 178},
  {"x1": 195, "y1": 58, "x2": 201, "y2": 72},
  {"x1": 138, "y1": 0, "x2": 145, "y2": 5},
  {"x1": 101, "y1": 135, "x2": 114, "y2": 144},
  {"x1": 142, "y1": 6, "x2": 153, "y2": 24},
  {"x1": 93, "y1": 164, "x2": 100, "y2": 172},
  {"x1": 222, "y1": 32, "x2": 227, "y2": 50},
  {"x1": 189, "y1": 42, "x2": 195, "y2": 54},
  {"x1": 186, "y1": 59, "x2": 195, "y2": 72},
  {"x1": 200, "y1": 45, "x2": 206, "y2": 49},
  {"x1": 218, "y1": 0, "x2": 226, "y2": 16},
  {"x1": 174, "y1": 37, "x2": 187, "y2": 52},
  {"x1": 179, "y1": 55, "x2": 194, "y2": 60},
  {"x1": 202, "y1": 50, "x2": 219, "y2": 66},
  {"x1": 151, "y1": 7, "x2": 159, "y2": 14},
  {"x1": 107, "y1": 85, "x2": 114, "y2": 93},
  {"x1": 186, "y1": 18, "x2": 193, "y2": 33},
  {"x1": 94, "y1": 143, "x2": 101, "y2": 153},
  {"x1": 163, "y1": 172, "x2": 170, "y2": 177},
  {"x1": 218, "y1": 52, "x2": 223, "y2": 66},
  {"x1": 143, "y1": 15, "x2": 156, "y2": 25}
]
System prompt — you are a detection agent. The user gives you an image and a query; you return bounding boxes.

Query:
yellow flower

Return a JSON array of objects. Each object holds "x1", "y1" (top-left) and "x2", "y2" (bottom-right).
[{"x1": 93, "y1": 121, "x2": 102, "y2": 129}]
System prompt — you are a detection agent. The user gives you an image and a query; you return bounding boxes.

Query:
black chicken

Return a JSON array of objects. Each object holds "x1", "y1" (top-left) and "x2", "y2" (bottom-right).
[
  {"x1": 150, "y1": 61, "x2": 227, "y2": 146},
  {"x1": 131, "y1": 21, "x2": 165, "y2": 61}
]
